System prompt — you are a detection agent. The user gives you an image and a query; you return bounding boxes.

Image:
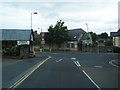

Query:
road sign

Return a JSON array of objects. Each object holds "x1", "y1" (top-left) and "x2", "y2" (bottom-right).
[
  {"x1": 42, "y1": 38, "x2": 45, "y2": 41},
  {"x1": 41, "y1": 37, "x2": 45, "y2": 44},
  {"x1": 41, "y1": 40, "x2": 45, "y2": 44},
  {"x1": 41, "y1": 33, "x2": 44, "y2": 37}
]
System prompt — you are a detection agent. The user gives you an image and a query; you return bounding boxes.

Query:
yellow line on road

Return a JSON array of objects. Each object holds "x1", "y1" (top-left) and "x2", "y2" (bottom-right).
[{"x1": 8, "y1": 56, "x2": 51, "y2": 90}]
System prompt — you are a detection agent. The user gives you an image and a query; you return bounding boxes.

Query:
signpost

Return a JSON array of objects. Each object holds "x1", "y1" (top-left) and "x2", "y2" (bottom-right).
[{"x1": 40, "y1": 32, "x2": 45, "y2": 55}]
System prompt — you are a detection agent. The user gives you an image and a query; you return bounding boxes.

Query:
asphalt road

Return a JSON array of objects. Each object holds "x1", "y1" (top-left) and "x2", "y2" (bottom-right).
[{"x1": 15, "y1": 52, "x2": 119, "y2": 89}]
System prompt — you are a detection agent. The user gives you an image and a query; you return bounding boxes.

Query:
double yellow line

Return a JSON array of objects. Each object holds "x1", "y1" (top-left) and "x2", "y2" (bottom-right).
[{"x1": 8, "y1": 56, "x2": 51, "y2": 90}]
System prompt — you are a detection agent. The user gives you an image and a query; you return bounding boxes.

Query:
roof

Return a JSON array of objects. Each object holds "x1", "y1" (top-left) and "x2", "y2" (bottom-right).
[
  {"x1": 68, "y1": 28, "x2": 86, "y2": 41},
  {"x1": 81, "y1": 33, "x2": 89, "y2": 39},
  {"x1": 110, "y1": 29, "x2": 120, "y2": 37},
  {"x1": 118, "y1": 29, "x2": 120, "y2": 35},
  {"x1": 0, "y1": 29, "x2": 33, "y2": 41},
  {"x1": 110, "y1": 32, "x2": 118, "y2": 37}
]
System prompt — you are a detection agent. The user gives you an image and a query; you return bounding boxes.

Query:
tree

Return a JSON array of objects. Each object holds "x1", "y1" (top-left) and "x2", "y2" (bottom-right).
[
  {"x1": 33, "y1": 31, "x2": 41, "y2": 45},
  {"x1": 45, "y1": 20, "x2": 68, "y2": 52},
  {"x1": 98, "y1": 32, "x2": 108, "y2": 38},
  {"x1": 89, "y1": 32, "x2": 97, "y2": 42}
]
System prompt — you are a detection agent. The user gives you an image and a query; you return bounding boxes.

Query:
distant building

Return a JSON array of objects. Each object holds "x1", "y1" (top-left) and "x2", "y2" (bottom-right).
[
  {"x1": 66, "y1": 28, "x2": 92, "y2": 51},
  {"x1": 97, "y1": 38, "x2": 110, "y2": 46},
  {"x1": 42, "y1": 28, "x2": 93, "y2": 51},
  {"x1": 0, "y1": 29, "x2": 34, "y2": 58},
  {"x1": 110, "y1": 29, "x2": 120, "y2": 47}
]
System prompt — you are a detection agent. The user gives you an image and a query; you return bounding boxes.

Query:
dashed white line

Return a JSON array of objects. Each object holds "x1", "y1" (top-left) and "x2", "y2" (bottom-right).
[
  {"x1": 76, "y1": 61, "x2": 81, "y2": 67},
  {"x1": 56, "y1": 59, "x2": 63, "y2": 62},
  {"x1": 73, "y1": 61, "x2": 77, "y2": 66},
  {"x1": 73, "y1": 61, "x2": 81, "y2": 67},
  {"x1": 71, "y1": 57, "x2": 76, "y2": 60}
]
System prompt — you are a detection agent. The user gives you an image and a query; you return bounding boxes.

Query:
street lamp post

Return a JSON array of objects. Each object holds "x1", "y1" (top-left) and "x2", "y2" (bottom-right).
[
  {"x1": 30, "y1": 12, "x2": 37, "y2": 56},
  {"x1": 86, "y1": 23, "x2": 89, "y2": 33},
  {"x1": 85, "y1": 23, "x2": 89, "y2": 52},
  {"x1": 38, "y1": 28, "x2": 45, "y2": 56},
  {"x1": 31, "y1": 12, "x2": 37, "y2": 30}
]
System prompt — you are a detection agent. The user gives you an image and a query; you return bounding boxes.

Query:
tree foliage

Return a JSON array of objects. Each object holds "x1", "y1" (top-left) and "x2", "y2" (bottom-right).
[
  {"x1": 33, "y1": 31, "x2": 41, "y2": 45},
  {"x1": 45, "y1": 20, "x2": 68, "y2": 46},
  {"x1": 98, "y1": 32, "x2": 108, "y2": 38},
  {"x1": 89, "y1": 32, "x2": 97, "y2": 42}
]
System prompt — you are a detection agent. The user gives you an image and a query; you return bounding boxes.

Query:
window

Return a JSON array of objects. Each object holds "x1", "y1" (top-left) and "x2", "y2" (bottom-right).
[
  {"x1": 67, "y1": 44, "x2": 70, "y2": 48},
  {"x1": 71, "y1": 44, "x2": 74, "y2": 48}
]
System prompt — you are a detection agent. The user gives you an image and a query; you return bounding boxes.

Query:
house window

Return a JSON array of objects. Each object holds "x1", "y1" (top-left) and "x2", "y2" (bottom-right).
[
  {"x1": 67, "y1": 44, "x2": 70, "y2": 48},
  {"x1": 71, "y1": 43, "x2": 74, "y2": 48}
]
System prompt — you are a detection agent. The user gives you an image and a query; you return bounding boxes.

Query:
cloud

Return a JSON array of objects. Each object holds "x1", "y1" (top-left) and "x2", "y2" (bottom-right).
[{"x1": 0, "y1": 1, "x2": 119, "y2": 35}]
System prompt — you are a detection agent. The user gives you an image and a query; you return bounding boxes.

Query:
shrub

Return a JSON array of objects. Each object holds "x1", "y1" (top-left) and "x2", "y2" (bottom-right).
[{"x1": 113, "y1": 46, "x2": 120, "y2": 53}]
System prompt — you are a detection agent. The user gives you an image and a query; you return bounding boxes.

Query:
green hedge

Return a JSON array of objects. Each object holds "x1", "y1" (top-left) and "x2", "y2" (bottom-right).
[
  {"x1": 113, "y1": 46, "x2": 120, "y2": 53},
  {"x1": 34, "y1": 48, "x2": 50, "y2": 52}
]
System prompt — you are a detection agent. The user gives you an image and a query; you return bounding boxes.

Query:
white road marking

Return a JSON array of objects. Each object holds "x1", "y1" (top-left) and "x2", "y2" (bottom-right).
[
  {"x1": 59, "y1": 59, "x2": 63, "y2": 61},
  {"x1": 71, "y1": 57, "x2": 76, "y2": 60},
  {"x1": 73, "y1": 61, "x2": 78, "y2": 66},
  {"x1": 94, "y1": 66, "x2": 103, "y2": 68},
  {"x1": 76, "y1": 61, "x2": 81, "y2": 67},
  {"x1": 109, "y1": 60, "x2": 120, "y2": 68},
  {"x1": 56, "y1": 59, "x2": 63, "y2": 62},
  {"x1": 73, "y1": 60, "x2": 101, "y2": 90},
  {"x1": 8, "y1": 56, "x2": 51, "y2": 90},
  {"x1": 82, "y1": 70, "x2": 101, "y2": 90},
  {"x1": 73, "y1": 61, "x2": 81, "y2": 67}
]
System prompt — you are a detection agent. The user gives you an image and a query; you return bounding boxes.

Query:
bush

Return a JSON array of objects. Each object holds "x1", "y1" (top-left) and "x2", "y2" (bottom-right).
[
  {"x1": 34, "y1": 48, "x2": 40, "y2": 52},
  {"x1": 113, "y1": 46, "x2": 120, "y2": 53},
  {"x1": 2, "y1": 46, "x2": 20, "y2": 56},
  {"x1": 44, "y1": 49, "x2": 49, "y2": 52}
]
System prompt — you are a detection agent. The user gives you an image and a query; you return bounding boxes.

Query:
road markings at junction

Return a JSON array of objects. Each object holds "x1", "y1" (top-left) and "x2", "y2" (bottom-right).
[
  {"x1": 76, "y1": 61, "x2": 81, "y2": 67},
  {"x1": 73, "y1": 60, "x2": 101, "y2": 90},
  {"x1": 8, "y1": 56, "x2": 51, "y2": 90},
  {"x1": 56, "y1": 59, "x2": 63, "y2": 62},
  {"x1": 73, "y1": 61, "x2": 81, "y2": 67},
  {"x1": 94, "y1": 66, "x2": 103, "y2": 68},
  {"x1": 109, "y1": 60, "x2": 120, "y2": 68},
  {"x1": 71, "y1": 57, "x2": 76, "y2": 60}
]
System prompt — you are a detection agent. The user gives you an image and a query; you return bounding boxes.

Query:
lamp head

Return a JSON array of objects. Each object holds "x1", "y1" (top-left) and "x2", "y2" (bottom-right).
[{"x1": 33, "y1": 12, "x2": 37, "y2": 14}]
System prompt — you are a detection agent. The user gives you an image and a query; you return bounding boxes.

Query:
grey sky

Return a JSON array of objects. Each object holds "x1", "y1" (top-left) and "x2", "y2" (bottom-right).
[{"x1": 0, "y1": 0, "x2": 119, "y2": 35}]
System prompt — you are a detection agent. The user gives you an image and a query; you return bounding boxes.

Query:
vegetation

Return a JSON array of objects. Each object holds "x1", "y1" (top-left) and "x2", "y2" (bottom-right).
[
  {"x1": 113, "y1": 46, "x2": 120, "y2": 53},
  {"x1": 45, "y1": 20, "x2": 68, "y2": 52},
  {"x1": 89, "y1": 32, "x2": 97, "y2": 42},
  {"x1": 98, "y1": 32, "x2": 109, "y2": 38},
  {"x1": 33, "y1": 31, "x2": 41, "y2": 45}
]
